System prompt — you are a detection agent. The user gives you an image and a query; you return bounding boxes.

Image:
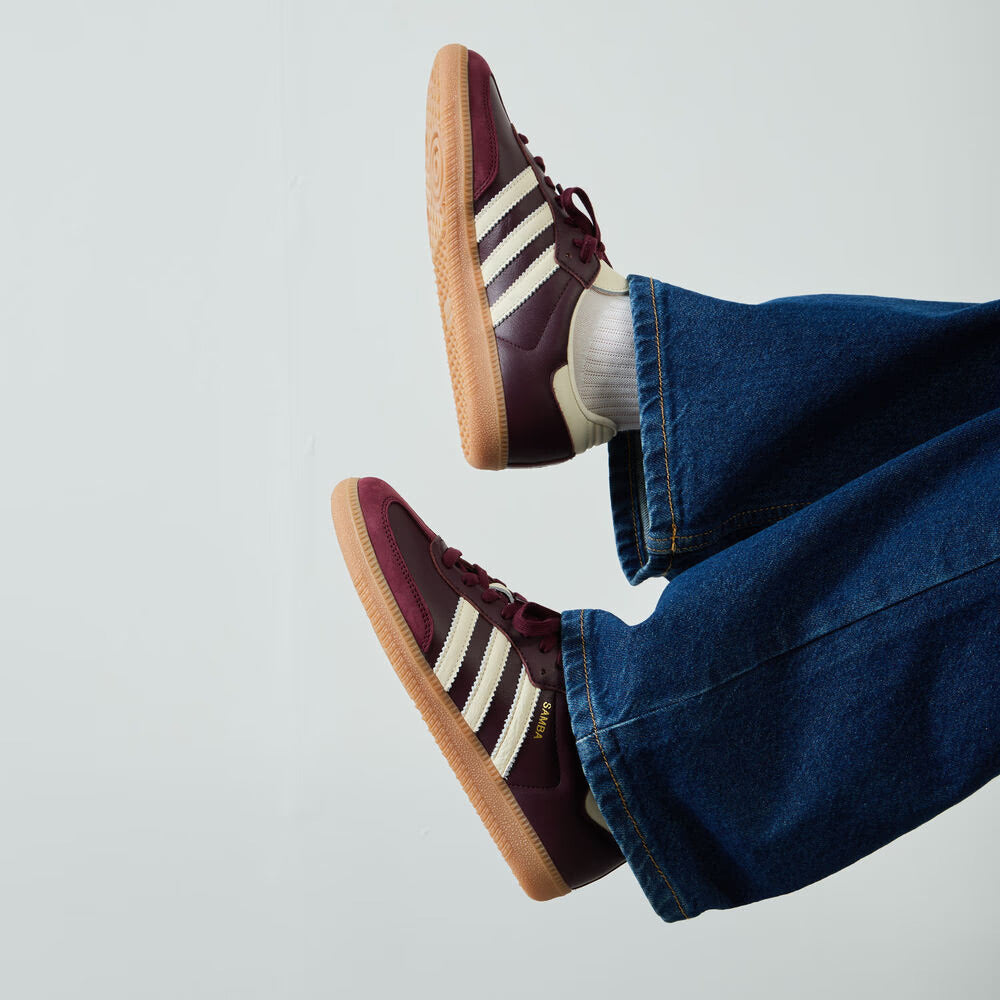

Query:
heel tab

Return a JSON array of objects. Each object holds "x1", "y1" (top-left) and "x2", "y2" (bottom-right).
[{"x1": 552, "y1": 365, "x2": 615, "y2": 455}]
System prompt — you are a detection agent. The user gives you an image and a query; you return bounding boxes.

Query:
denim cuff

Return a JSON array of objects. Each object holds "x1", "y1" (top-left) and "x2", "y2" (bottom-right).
[
  {"x1": 560, "y1": 607, "x2": 691, "y2": 922},
  {"x1": 608, "y1": 275, "x2": 682, "y2": 583},
  {"x1": 608, "y1": 277, "x2": 993, "y2": 583},
  {"x1": 609, "y1": 275, "x2": 815, "y2": 583}
]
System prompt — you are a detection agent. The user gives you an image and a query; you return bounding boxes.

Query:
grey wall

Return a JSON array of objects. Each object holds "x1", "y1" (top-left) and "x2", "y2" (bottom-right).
[{"x1": 2, "y1": 1, "x2": 998, "y2": 997}]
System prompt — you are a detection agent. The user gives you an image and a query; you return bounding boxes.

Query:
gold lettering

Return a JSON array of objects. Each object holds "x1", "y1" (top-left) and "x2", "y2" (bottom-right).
[{"x1": 533, "y1": 701, "x2": 552, "y2": 738}]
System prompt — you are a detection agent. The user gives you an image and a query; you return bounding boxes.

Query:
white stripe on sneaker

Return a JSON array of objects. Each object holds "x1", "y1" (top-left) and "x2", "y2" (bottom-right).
[
  {"x1": 462, "y1": 627, "x2": 511, "y2": 732},
  {"x1": 474, "y1": 166, "x2": 537, "y2": 241},
  {"x1": 433, "y1": 598, "x2": 479, "y2": 691},
  {"x1": 490, "y1": 669, "x2": 540, "y2": 778},
  {"x1": 488, "y1": 244, "x2": 558, "y2": 327},
  {"x1": 479, "y1": 203, "x2": 553, "y2": 286}
]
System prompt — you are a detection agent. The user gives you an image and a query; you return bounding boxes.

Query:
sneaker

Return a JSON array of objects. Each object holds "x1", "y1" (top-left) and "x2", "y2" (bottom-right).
[
  {"x1": 331, "y1": 476, "x2": 624, "y2": 898},
  {"x1": 425, "y1": 43, "x2": 628, "y2": 470}
]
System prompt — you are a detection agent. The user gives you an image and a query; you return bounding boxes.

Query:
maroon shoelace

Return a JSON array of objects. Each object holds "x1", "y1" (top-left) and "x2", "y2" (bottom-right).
[
  {"x1": 442, "y1": 546, "x2": 561, "y2": 660},
  {"x1": 515, "y1": 127, "x2": 609, "y2": 267}
]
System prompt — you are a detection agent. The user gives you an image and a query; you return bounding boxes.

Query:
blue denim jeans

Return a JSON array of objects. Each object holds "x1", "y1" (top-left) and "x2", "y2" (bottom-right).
[{"x1": 562, "y1": 276, "x2": 1000, "y2": 921}]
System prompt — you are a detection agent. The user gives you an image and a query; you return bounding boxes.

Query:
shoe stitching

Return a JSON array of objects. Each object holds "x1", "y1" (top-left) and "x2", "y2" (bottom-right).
[
  {"x1": 494, "y1": 271, "x2": 573, "y2": 352},
  {"x1": 381, "y1": 498, "x2": 432, "y2": 650},
  {"x1": 475, "y1": 167, "x2": 538, "y2": 239},
  {"x1": 481, "y1": 206, "x2": 553, "y2": 284},
  {"x1": 475, "y1": 189, "x2": 547, "y2": 261},
  {"x1": 472, "y1": 57, "x2": 498, "y2": 201},
  {"x1": 490, "y1": 246, "x2": 559, "y2": 327}
]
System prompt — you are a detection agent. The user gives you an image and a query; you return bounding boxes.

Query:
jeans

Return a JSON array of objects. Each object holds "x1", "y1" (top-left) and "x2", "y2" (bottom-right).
[{"x1": 561, "y1": 276, "x2": 1000, "y2": 921}]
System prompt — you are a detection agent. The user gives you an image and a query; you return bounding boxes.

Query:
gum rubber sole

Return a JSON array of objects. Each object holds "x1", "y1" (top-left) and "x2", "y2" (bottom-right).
[
  {"x1": 331, "y1": 478, "x2": 570, "y2": 901},
  {"x1": 425, "y1": 43, "x2": 509, "y2": 471}
]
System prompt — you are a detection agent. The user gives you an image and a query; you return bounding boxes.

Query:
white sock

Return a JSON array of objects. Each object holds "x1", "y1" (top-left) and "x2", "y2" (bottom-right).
[{"x1": 571, "y1": 290, "x2": 639, "y2": 431}]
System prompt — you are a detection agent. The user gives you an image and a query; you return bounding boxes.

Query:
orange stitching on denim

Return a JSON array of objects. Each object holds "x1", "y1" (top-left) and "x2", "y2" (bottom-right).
[
  {"x1": 625, "y1": 433, "x2": 644, "y2": 567},
  {"x1": 649, "y1": 278, "x2": 677, "y2": 571},
  {"x1": 579, "y1": 610, "x2": 689, "y2": 919},
  {"x1": 647, "y1": 506, "x2": 812, "y2": 553},
  {"x1": 674, "y1": 501, "x2": 809, "y2": 539},
  {"x1": 644, "y1": 500, "x2": 811, "y2": 545}
]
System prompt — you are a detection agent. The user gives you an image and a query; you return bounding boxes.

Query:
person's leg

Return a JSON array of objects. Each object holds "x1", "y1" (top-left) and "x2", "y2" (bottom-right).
[
  {"x1": 613, "y1": 278, "x2": 1000, "y2": 582},
  {"x1": 424, "y1": 43, "x2": 1000, "y2": 529},
  {"x1": 564, "y1": 406, "x2": 1000, "y2": 921},
  {"x1": 352, "y1": 41, "x2": 1000, "y2": 910}
]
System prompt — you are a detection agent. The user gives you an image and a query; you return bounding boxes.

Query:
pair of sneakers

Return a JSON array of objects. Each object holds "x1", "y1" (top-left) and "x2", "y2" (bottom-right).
[{"x1": 333, "y1": 44, "x2": 628, "y2": 899}]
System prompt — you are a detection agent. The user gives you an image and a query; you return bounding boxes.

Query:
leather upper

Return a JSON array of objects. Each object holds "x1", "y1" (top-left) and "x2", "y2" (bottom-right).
[
  {"x1": 468, "y1": 50, "x2": 603, "y2": 467},
  {"x1": 357, "y1": 476, "x2": 624, "y2": 889}
]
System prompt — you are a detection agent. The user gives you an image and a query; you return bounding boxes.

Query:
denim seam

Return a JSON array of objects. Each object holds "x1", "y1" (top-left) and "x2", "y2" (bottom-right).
[
  {"x1": 578, "y1": 609, "x2": 689, "y2": 919},
  {"x1": 649, "y1": 277, "x2": 678, "y2": 570},
  {"x1": 645, "y1": 502, "x2": 813, "y2": 554},
  {"x1": 585, "y1": 551, "x2": 1000, "y2": 740},
  {"x1": 624, "y1": 433, "x2": 645, "y2": 567},
  {"x1": 646, "y1": 500, "x2": 813, "y2": 544}
]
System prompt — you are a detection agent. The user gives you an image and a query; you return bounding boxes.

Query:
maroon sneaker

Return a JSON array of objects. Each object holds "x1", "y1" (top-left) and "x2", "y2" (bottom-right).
[
  {"x1": 425, "y1": 43, "x2": 628, "y2": 470},
  {"x1": 332, "y1": 476, "x2": 624, "y2": 899}
]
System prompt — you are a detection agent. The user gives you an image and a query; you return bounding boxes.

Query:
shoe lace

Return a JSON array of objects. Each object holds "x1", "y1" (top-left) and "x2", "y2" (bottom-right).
[
  {"x1": 515, "y1": 128, "x2": 609, "y2": 267},
  {"x1": 441, "y1": 546, "x2": 561, "y2": 662}
]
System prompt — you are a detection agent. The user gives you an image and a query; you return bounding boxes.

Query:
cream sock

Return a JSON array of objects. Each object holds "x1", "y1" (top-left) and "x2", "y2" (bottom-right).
[{"x1": 571, "y1": 290, "x2": 639, "y2": 431}]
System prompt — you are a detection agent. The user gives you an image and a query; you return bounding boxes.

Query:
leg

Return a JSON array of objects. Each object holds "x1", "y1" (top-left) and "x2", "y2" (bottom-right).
[
  {"x1": 613, "y1": 278, "x2": 1000, "y2": 581},
  {"x1": 565, "y1": 407, "x2": 1000, "y2": 921},
  {"x1": 336, "y1": 41, "x2": 1000, "y2": 913},
  {"x1": 424, "y1": 41, "x2": 1000, "y2": 539}
]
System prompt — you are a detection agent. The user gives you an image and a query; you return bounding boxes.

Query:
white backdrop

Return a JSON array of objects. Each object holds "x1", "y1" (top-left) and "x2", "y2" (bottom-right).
[{"x1": 2, "y1": 1, "x2": 998, "y2": 997}]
